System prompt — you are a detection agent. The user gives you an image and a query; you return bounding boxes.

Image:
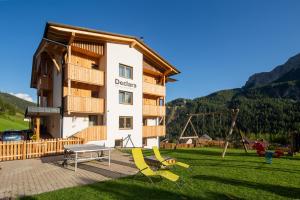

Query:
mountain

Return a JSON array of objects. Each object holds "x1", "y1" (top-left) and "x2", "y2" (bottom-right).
[
  {"x1": 166, "y1": 53, "x2": 300, "y2": 143},
  {"x1": 245, "y1": 53, "x2": 300, "y2": 88},
  {"x1": 0, "y1": 92, "x2": 35, "y2": 131},
  {"x1": 0, "y1": 92, "x2": 35, "y2": 113}
]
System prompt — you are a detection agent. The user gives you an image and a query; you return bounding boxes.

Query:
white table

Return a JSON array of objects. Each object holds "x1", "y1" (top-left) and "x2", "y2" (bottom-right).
[{"x1": 63, "y1": 144, "x2": 111, "y2": 172}]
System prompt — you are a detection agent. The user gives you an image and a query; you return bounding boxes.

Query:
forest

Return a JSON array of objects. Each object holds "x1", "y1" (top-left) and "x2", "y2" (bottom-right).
[{"x1": 166, "y1": 89, "x2": 300, "y2": 144}]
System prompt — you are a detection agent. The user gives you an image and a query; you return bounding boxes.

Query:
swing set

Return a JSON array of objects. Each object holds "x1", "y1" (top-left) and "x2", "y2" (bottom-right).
[{"x1": 178, "y1": 109, "x2": 247, "y2": 157}]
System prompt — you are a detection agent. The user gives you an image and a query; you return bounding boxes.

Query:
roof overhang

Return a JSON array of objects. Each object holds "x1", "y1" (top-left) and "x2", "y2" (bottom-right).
[
  {"x1": 30, "y1": 38, "x2": 67, "y2": 88},
  {"x1": 44, "y1": 22, "x2": 180, "y2": 76},
  {"x1": 25, "y1": 106, "x2": 60, "y2": 117}
]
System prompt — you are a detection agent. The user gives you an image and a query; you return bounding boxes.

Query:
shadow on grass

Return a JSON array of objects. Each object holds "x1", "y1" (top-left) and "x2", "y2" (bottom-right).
[
  {"x1": 204, "y1": 191, "x2": 246, "y2": 200},
  {"x1": 193, "y1": 174, "x2": 300, "y2": 199},
  {"x1": 162, "y1": 148, "x2": 255, "y2": 157},
  {"x1": 21, "y1": 177, "x2": 197, "y2": 200},
  {"x1": 187, "y1": 158, "x2": 300, "y2": 174}
]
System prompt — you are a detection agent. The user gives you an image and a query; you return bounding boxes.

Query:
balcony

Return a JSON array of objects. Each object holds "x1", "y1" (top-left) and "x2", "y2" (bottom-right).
[
  {"x1": 143, "y1": 105, "x2": 165, "y2": 116},
  {"x1": 64, "y1": 64, "x2": 104, "y2": 86},
  {"x1": 143, "y1": 82, "x2": 165, "y2": 96},
  {"x1": 72, "y1": 125, "x2": 107, "y2": 142},
  {"x1": 38, "y1": 76, "x2": 51, "y2": 90},
  {"x1": 143, "y1": 126, "x2": 165, "y2": 138},
  {"x1": 64, "y1": 96, "x2": 104, "y2": 113}
]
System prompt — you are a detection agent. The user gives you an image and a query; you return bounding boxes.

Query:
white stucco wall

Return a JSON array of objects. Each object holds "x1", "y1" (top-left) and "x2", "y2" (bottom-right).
[
  {"x1": 62, "y1": 115, "x2": 89, "y2": 138},
  {"x1": 145, "y1": 118, "x2": 158, "y2": 126},
  {"x1": 106, "y1": 43, "x2": 143, "y2": 147},
  {"x1": 144, "y1": 137, "x2": 159, "y2": 149}
]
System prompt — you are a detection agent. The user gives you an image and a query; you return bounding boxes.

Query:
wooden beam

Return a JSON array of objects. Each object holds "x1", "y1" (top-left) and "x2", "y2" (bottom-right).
[
  {"x1": 44, "y1": 49, "x2": 61, "y2": 72},
  {"x1": 222, "y1": 109, "x2": 240, "y2": 158},
  {"x1": 35, "y1": 117, "x2": 40, "y2": 140},
  {"x1": 130, "y1": 41, "x2": 137, "y2": 48},
  {"x1": 68, "y1": 79, "x2": 71, "y2": 115},
  {"x1": 68, "y1": 32, "x2": 76, "y2": 45},
  {"x1": 163, "y1": 69, "x2": 173, "y2": 76}
]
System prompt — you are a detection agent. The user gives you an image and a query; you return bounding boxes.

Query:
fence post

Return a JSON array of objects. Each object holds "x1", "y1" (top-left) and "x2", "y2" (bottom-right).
[{"x1": 22, "y1": 141, "x2": 26, "y2": 160}]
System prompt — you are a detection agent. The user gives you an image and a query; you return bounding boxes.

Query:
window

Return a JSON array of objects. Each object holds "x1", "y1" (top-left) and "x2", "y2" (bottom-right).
[
  {"x1": 119, "y1": 90, "x2": 133, "y2": 105},
  {"x1": 91, "y1": 63, "x2": 99, "y2": 70},
  {"x1": 119, "y1": 64, "x2": 133, "y2": 79},
  {"x1": 119, "y1": 116, "x2": 133, "y2": 129},
  {"x1": 159, "y1": 98, "x2": 164, "y2": 106},
  {"x1": 89, "y1": 115, "x2": 98, "y2": 126},
  {"x1": 91, "y1": 91, "x2": 99, "y2": 98}
]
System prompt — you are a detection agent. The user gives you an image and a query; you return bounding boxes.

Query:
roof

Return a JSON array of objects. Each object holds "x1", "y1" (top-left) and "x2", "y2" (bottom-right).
[
  {"x1": 44, "y1": 22, "x2": 180, "y2": 75},
  {"x1": 199, "y1": 134, "x2": 212, "y2": 140},
  {"x1": 25, "y1": 106, "x2": 60, "y2": 117}
]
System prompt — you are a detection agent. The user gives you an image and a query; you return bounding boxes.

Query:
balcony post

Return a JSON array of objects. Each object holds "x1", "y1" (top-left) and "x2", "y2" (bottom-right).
[
  {"x1": 67, "y1": 79, "x2": 71, "y2": 115},
  {"x1": 163, "y1": 75, "x2": 166, "y2": 126}
]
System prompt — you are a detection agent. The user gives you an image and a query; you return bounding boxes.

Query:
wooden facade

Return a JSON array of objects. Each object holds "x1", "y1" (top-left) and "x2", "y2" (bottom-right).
[
  {"x1": 64, "y1": 95, "x2": 104, "y2": 113},
  {"x1": 143, "y1": 126, "x2": 166, "y2": 138},
  {"x1": 64, "y1": 63, "x2": 104, "y2": 86},
  {"x1": 143, "y1": 105, "x2": 166, "y2": 116},
  {"x1": 37, "y1": 76, "x2": 51, "y2": 90},
  {"x1": 143, "y1": 81, "x2": 165, "y2": 97},
  {"x1": 72, "y1": 126, "x2": 107, "y2": 142}
]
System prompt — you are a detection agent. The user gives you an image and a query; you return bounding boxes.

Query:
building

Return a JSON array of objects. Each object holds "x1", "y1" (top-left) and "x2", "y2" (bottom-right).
[{"x1": 26, "y1": 22, "x2": 180, "y2": 148}]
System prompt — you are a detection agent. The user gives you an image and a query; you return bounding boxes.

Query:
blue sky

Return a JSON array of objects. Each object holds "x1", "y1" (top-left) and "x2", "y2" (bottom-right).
[{"x1": 1, "y1": 0, "x2": 300, "y2": 102}]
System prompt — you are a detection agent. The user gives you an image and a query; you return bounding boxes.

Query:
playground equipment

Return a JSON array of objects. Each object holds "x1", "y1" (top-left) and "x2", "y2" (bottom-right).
[
  {"x1": 221, "y1": 109, "x2": 241, "y2": 157},
  {"x1": 178, "y1": 109, "x2": 245, "y2": 158},
  {"x1": 252, "y1": 140, "x2": 284, "y2": 159},
  {"x1": 178, "y1": 110, "x2": 234, "y2": 143}
]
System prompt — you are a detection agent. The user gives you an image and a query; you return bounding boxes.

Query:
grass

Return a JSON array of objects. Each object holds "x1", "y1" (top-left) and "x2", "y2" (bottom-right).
[
  {"x1": 0, "y1": 113, "x2": 29, "y2": 131},
  {"x1": 21, "y1": 148, "x2": 300, "y2": 200}
]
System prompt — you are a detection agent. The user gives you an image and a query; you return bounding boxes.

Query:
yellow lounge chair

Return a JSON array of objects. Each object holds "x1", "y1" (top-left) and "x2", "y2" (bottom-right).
[
  {"x1": 153, "y1": 146, "x2": 190, "y2": 169},
  {"x1": 131, "y1": 148, "x2": 180, "y2": 184}
]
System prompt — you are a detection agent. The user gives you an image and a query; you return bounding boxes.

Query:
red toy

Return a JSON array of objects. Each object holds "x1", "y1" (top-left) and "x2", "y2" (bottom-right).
[
  {"x1": 274, "y1": 149, "x2": 284, "y2": 158},
  {"x1": 253, "y1": 140, "x2": 284, "y2": 158},
  {"x1": 253, "y1": 141, "x2": 266, "y2": 156}
]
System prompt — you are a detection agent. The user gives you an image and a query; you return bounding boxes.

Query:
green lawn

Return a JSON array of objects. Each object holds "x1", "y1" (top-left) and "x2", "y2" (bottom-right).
[
  {"x1": 0, "y1": 114, "x2": 29, "y2": 131},
  {"x1": 22, "y1": 148, "x2": 300, "y2": 200}
]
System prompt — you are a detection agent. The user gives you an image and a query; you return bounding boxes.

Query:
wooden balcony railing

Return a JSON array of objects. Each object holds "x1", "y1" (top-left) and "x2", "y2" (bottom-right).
[
  {"x1": 143, "y1": 126, "x2": 166, "y2": 138},
  {"x1": 143, "y1": 105, "x2": 165, "y2": 116},
  {"x1": 64, "y1": 96, "x2": 104, "y2": 113},
  {"x1": 143, "y1": 82, "x2": 165, "y2": 96},
  {"x1": 38, "y1": 76, "x2": 51, "y2": 90},
  {"x1": 65, "y1": 64, "x2": 104, "y2": 86},
  {"x1": 72, "y1": 126, "x2": 107, "y2": 142}
]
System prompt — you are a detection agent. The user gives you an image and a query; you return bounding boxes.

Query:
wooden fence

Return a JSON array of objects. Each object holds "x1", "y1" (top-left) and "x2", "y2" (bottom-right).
[
  {"x1": 160, "y1": 140, "x2": 226, "y2": 149},
  {"x1": 0, "y1": 138, "x2": 83, "y2": 161}
]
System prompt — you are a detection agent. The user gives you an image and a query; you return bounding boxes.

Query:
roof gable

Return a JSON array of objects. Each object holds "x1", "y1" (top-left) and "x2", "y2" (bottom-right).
[{"x1": 44, "y1": 22, "x2": 180, "y2": 76}]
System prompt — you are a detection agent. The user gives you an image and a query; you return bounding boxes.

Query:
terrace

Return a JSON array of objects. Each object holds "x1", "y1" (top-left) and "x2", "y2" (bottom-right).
[{"x1": 1, "y1": 147, "x2": 299, "y2": 199}]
